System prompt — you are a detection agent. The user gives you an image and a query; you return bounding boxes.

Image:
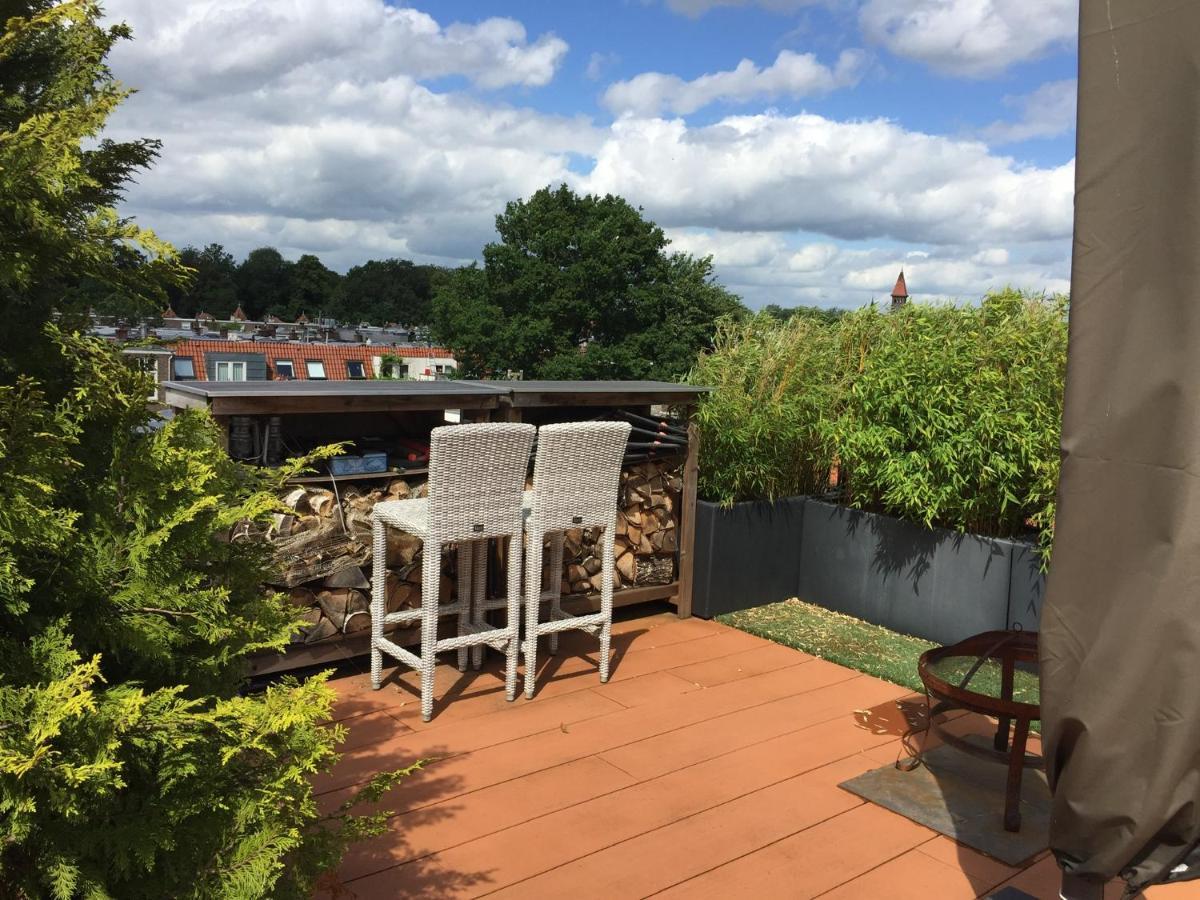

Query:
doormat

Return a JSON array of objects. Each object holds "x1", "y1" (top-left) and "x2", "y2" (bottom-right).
[{"x1": 839, "y1": 741, "x2": 1050, "y2": 867}]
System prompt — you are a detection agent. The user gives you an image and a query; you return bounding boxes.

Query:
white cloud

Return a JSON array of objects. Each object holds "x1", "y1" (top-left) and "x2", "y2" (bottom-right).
[
  {"x1": 665, "y1": 229, "x2": 1069, "y2": 307},
  {"x1": 99, "y1": 1, "x2": 1074, "y2": 304},
  {"x1": 106, "y1": 0, "x2": 568, "y2": 93},
  {"x1": 664, "y1": 0, "x2": 822, "y2": 17},
  {"x1": 859, "y1": 0, "x2": 1077, "y2": 78},
  {"x1": 582, "y1": 113, "x2": 1074, "y2": 245},
  {"x1": 603, "y1": 49, "x2": 865, "y2": 116},
  {"x1": 789, "y1": 243, "x2": 840, "y2": 272},
  {"x1": 586, "y1": 51, "x2": 620, "y2": 81},
  {"x1": 983, "y1": 79, "x2": 1077, "y2": 144}
]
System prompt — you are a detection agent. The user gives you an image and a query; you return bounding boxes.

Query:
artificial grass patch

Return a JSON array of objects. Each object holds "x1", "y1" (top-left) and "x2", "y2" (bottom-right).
[
  {"x1": 719, "y1": 599, "x2": 1039, "y2": 706},
  {"x1": 720, "y1": 599, "x2": 935, "y2": 693}
]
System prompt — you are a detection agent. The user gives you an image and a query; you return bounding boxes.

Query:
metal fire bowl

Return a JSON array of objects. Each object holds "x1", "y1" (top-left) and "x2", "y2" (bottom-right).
[{"x1": 917, "y1": 629, "x2": 1042, "y2": 767}]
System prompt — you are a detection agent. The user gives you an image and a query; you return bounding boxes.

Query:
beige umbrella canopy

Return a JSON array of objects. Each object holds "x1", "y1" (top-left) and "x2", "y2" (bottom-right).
[{"x1": 1040, "y1": 0, "x2": 1200, "y2": 895}]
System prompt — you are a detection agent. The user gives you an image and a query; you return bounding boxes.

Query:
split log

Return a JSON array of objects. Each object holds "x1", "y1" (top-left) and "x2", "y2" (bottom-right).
[
  {"x1": 616, "y1": 551, "x2": 636, "y2": 583},
  {"x1": 307, "y1": 489, "x2": 336, "y2": 517},
  {"x1": 317, "y1": 588, "x2": 369, "y2": 631},
  {"x1": 282, "y1": 487, "x2": 308, "y2": 511},
  {"x1": 387, "y1": 531, "x2": 422, "y2": 567},
  {"x1": 386, "y1": 573, "x2": 419, "y2": 613},
  {"x1": 635, "y1": 555, "x2": 674, "y2": 586},
  {"x1": 324, "y1": 566, "x2": 370, "y2": 590},
  {"x1": 301, "y1": 611, "x2": 339, "y2": 645},
  {"x1": 288, "y1": 586, "x2": 319, "y2": 608}
]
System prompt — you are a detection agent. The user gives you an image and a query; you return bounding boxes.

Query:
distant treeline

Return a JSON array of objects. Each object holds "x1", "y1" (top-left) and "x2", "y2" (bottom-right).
[{"x1": 86, "y1": 244, "x2": 448, "y2": 326}]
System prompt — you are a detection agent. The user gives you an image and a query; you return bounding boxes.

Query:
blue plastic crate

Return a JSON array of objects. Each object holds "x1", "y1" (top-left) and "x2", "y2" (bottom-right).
[{"x1": 329, "y1": 451, "x2": 388, "y2": 476}]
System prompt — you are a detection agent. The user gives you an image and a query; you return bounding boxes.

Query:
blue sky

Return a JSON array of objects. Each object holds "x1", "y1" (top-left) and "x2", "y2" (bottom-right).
[{"x1": 103, "y1": 0, "x2": 1079, "y2": 307}]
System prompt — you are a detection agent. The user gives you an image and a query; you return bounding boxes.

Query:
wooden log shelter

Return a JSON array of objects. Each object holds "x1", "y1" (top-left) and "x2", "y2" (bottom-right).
[{"x1": 161, "y1": 379, "x2": 707, "y2": 675}]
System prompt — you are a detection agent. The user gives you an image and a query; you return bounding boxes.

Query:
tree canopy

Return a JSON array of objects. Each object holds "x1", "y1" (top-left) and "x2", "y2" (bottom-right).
[
  {"x1": 333, "y1": 258, "x2": 439, "y2": 326},
  {"x1": 431, "y1": 185, "x2": 745, "y2": 379},
  {"x1": 0, "y1": 4, "x2": 402, "y2": 895}
]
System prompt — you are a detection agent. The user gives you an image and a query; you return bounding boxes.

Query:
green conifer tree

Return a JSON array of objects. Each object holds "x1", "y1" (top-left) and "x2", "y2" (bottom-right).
[{"x1": 0, "y1": 4, "x2": 410, "y2": 896}]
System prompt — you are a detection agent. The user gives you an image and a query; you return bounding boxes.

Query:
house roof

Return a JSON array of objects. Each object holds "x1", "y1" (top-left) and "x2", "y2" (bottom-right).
[
  {"x1": 231, "y1": 305, "x2": 247, "y2": 321},
  {"x1": 162, "y1": 305, "x2": 177, "y2": 318},
  {"x1": 165, "y1": 339, "x2": 454, "y2": 381},
  {"x1": 891, "y1": 270, "x2": 908, "y2": 299}
]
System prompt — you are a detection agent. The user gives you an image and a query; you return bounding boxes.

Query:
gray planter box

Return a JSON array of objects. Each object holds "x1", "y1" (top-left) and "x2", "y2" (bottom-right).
[
  {"x1": 691, "y1": 497, "x2": 807, "y2": 618},
  {"x1": 1006, "y1": 542, "x2": 1046, "y2": 634},
  {"x1": 797, "y1": 500, "x2": 1044, "y2": 644}
]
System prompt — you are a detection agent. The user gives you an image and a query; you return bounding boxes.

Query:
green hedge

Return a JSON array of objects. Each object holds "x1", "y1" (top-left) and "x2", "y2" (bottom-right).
[
  {"x1": 691, "y1": 314, "x2": 840, "y2": 504},
  {"x1": 691, "y1": 289, "x2": 1067, "y2": 548}
]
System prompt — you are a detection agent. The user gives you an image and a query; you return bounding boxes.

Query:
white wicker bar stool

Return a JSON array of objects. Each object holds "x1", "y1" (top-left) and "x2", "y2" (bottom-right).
[
  {"x1": 370, "y1": 422, "x2": 535, "y2": 721},
  {"x1": 521, "y1": 421, "x2": 631, "y2": 699}
]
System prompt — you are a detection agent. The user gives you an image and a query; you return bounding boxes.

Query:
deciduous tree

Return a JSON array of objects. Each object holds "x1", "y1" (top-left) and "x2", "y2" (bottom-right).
[{"x1": 431, "y1": 185, "x2": 744, "y2": 378}]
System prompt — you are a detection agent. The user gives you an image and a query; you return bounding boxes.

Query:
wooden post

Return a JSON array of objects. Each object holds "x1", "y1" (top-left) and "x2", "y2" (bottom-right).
[
  {"x1": 495, "y1": 396, "x2": 522, "y2": 422},
  {"x1": 675, "y1": 405, "x2": 700, "y2": 618}
]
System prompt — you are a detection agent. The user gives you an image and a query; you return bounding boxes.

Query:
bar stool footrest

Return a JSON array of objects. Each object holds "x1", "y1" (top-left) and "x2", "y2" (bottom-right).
[
  {"x1": 383, "y1": 600, "x2": 467, "y2": 626},
  {"x1": 538, "y1": 610, "x2": 604, "y2": 637},
  {"x1": 440, "y1": 622, "x2": 514, "y2": 654},
  {"x1": 375, "y1": 635, "x2": 422, "y2": 669}
]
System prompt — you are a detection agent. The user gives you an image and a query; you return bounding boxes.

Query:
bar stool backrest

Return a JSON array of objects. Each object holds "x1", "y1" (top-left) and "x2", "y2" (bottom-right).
[
  {"x1": 529, "y1": 421, "x2": 632, "y2": 532},
  {"x1": 427, "y1": 423, "x2": 535, "y2": 542}
]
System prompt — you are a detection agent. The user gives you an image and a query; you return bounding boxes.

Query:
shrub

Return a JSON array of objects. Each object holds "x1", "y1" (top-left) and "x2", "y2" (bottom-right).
[
  {"x1": 0, "y1": 5, "x2": 410, "y2": 895},
  {"x1": 0, "y1": 333, "x2": 410, "y2": 898},
  {"x1": 691, "y1": 313, "x2": 840, "y2": 504},
  {"x1": 691, "y1": 291, "x2": 1067, "y2": 549},
  {"x1": 831, "y1": 290, "x2": 1067, "y2": 540}
]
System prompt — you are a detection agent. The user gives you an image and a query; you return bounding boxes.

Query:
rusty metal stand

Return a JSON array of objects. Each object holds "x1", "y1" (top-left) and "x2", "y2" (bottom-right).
[{"x1": 904, "y1": 630, "x2": 1042, "y2": 833}]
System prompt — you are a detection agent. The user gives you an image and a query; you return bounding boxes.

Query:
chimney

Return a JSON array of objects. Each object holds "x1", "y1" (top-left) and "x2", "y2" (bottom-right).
[{"x1": 890, "y1": 270, "x2": 909, "y2": 309}]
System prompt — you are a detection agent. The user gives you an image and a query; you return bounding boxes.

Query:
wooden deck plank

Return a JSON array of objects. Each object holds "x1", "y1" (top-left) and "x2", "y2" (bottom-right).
[
  {"x1": 666, "y1": 641, "x2": 814, "y2": 688},
  {"x1": 322, "y1": 619, "x2": 1200, "y2": 900},
  {"x1": 815, "y1": 843, "x2": 988, "y2": 900},
  {"x1": 597, "y1": 671, "x2": 904, "y2": 782},
  {"x1": 483, "y1": 756, "x2": 871, "y2": 900},
  {"x1": 315, "y1": 688, "x2": 625, "y2": 798},
  {"x1": 325, "y1": 616, "x2": 738, "y2": 728},
  {"x1": 652, "y1": 802, "x2": 934, "y2": 900},
  {"x1": 319, "y1": 652, "x2": 861, "y2": 804},
  {"x1": 343, "y1": 699, "x2": 910, "y2": 897},
  {"x1": 337, "y1": 756, "x2": 635, "y2": 883}
]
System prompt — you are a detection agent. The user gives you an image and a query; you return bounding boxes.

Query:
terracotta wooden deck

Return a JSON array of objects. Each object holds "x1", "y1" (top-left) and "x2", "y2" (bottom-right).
[{"x1": 317, "y1": 607, "x2": 1197, "y2": 899}]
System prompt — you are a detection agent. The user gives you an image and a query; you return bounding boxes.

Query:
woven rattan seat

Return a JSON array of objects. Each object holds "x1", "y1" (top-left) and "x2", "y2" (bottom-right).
[
  {"x1": 521, "y1": 421, "x2": 631, "y2": 698},
  {"x1": 370, "y1": 422, "x2": 535, "y2": 721}
]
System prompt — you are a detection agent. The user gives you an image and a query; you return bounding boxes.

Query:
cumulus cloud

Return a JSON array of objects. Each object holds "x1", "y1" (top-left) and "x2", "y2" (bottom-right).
[
  {"x1": 603, "y1": 49, "x2": 865, "y2": 116},
  {"x1": 666, "y1": 229, "x2": 1069, "y2": 307},
  {"x1": 581, "y1": 113, "x2": 1074, "y2": 245},
  {"x1": 983, "y1": 79, "x2": 1077, "y2": 144},
  {"x1": 106, "y1": 0, "x2": 568, "y2": 94},
  {"x1": 859, "y1": 0, "x2": 1077, "y2": 78},
  {"x1": 664, "y1": 0, "x2": 822, "y2": 17},
  {"x1": 99, "y1": 1, "x2": 1074, "y2": 302},
  {"x1": 104, "y1": 64, "x2": 602, "y2": 265}
]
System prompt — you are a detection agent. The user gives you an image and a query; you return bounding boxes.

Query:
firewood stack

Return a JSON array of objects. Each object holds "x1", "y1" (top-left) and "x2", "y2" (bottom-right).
[
  {"x1": 269, "y1": 458, "x2": 683, "y2": 646},
  {"x1": 552, "y1": 460, "x2": 681, "y2": 596}
]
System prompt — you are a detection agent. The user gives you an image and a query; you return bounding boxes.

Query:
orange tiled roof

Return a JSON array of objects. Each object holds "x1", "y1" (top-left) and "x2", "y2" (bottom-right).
[
  {"x1": 891, "y1": 270, "x2": 908, "y2": 299},
  {"x1": 167, "y1": 339, "x2": 453, "y2": 381}
]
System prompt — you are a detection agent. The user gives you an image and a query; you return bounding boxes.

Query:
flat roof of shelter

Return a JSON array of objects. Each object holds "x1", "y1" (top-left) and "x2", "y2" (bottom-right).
[{"x1": 161, "y1": 379, "x2": 708, "y2": 416}]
